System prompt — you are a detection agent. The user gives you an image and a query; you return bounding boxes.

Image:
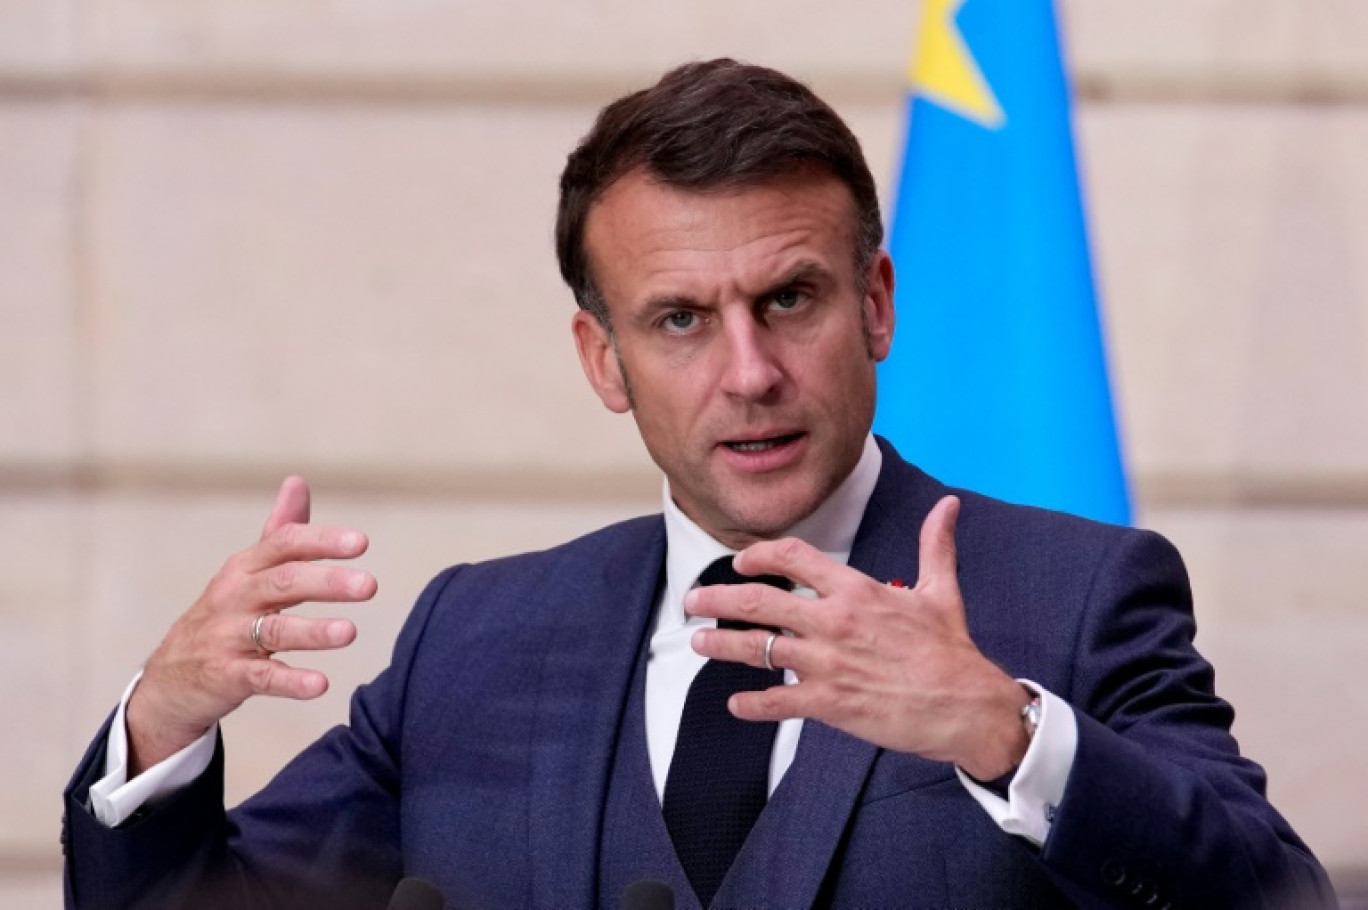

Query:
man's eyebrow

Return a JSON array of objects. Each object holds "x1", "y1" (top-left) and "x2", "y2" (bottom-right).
[
  {"x1": 634, "y1": 262, "x2": 833, "y2": 319},
  {"x1": 763, "y1": 261, "x2": 833, "y2": 294},
  {"x1": 638, "y1": 292, "x2": 699, "y2": 318}
]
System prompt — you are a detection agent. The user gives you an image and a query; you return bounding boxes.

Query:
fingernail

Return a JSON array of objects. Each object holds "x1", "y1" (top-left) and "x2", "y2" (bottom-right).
[
  {"x1": 329, "y1": 621, "x2": 351, "y2": 644},
  {"x1": 683, "y1": 589, "x2": 698, "y2": 613},
  {"x1": 691, "y1": 628, "x2": 709, "y2": 651},
  {"x1": 350, "y1": 573, "x2": 371, "y2": 595},
  {"x1": 341, "y1": 532, "x2": 362, "y2": 552}
]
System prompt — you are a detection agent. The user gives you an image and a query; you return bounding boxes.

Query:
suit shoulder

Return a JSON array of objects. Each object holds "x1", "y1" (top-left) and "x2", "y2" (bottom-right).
[
  {"x1": 942, "y1": 487, "x2": 1192, "y2": 628},
  {"x1": 952, "y1": 486, "x2": 1174, "y2": 562},
  {"x1": 872, "y1": 438, "x2": 1174, "y2": 563}
]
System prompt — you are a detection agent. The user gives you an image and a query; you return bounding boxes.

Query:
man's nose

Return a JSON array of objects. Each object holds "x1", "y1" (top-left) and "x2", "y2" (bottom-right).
[{"x1": 718, "y1": 317, "x2": 784, "y2": 400}]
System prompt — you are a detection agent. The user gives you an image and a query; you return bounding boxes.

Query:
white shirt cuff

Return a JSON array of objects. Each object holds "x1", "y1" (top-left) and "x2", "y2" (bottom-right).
[
  {"x1": 88, "y1": 671, "x2": 218, "y2": 828},
  {"x1": 956, "y1": 679, "x2": 1077, "y2": 847}
]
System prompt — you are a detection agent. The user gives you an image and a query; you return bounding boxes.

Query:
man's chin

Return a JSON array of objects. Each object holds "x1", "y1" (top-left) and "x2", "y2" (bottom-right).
[{"x1": 708, "y1": 493, "x2": 824, "y2": 546}]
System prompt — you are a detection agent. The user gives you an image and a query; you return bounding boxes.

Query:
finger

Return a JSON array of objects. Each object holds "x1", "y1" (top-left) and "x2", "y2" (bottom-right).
[
  {"x1": 238, "y1": 656, "x2": 330, "y2": 700},
  {"x1": 261, "y1": 476, "x2": 311, "y2": 540},
  {"x1": 731, "y1": 536, "x2": 848, "y2": 596},
  {"x1": 240, "y1": 523, "x2": 370, "y2": 573},
  {"x1": 916, "y1": 495, "x2": 961, "y2": 590},
  {"x1": 728, "y1": 683, "x2": 807, "y2": 723},
  {"x1": 684, "y1": 583, "x2": 811, "y2": 634},
  {"x1": 692, "y1": 626, "x2": 810, "y2": 675},
  {"x1": 248, "y1": 563, "x2": 377, "y2": 608},
  {"x1": 250, "y1": 612, "x2": 357, "y2": 654}
]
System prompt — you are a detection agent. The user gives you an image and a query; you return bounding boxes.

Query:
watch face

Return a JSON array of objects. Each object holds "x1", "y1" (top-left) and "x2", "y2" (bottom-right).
[{"x1": 1022, "y1": 699, "x2": 1042, "y2": 736}]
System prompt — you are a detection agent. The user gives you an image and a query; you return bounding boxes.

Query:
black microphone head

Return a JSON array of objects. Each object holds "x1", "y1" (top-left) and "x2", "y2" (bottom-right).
[
  {"x1": 622, "y1": 879, "x2": 676, "y2": 910},
  {"x1": 387, "y1": 876, "x2": 445, "y2": 910}
]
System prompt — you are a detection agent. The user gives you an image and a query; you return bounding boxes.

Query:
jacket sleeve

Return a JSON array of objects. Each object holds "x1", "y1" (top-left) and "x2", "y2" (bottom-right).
[
  {"x1": 1035, "y1": 529, "x2": 1337, "y2": 909},
  {"x1": 61, "y1": 565, "x2": 462, "y2": 910}
]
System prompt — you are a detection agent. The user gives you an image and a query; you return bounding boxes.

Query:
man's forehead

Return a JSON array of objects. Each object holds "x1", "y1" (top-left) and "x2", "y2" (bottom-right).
[
  {"x1": 594, "y1": 164, "x2": 853, "y2": 213},
  {"x1": 583, "y1": 170, "x2": 857, "y2": 273}
]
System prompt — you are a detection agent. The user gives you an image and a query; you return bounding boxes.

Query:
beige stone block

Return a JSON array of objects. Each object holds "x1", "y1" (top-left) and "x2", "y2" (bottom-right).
[
  {"x1": 0, "y1": 0, "x2": 77, "y2": 72},
  {"x1": 86, "y1": 0, "x2": 916, "y2": 82},
  {"x1": 87, "y1": 103, "x2": 643, "y2": 474},
  {"x1": 86, "y1": 99, "x2": 906, "y2": 479},
  {"x1": 0, "y1": 871, "x2": 63, "y2": 909},
  {"x1": 0, "y1": 103, "x2": 82, "y2": 462},
  {"x1": 1080, "y1": 104, "x2": 1368, "y2": 480},
  {"x1": 1063, "y1": 0, "x2": 1368, "y2": 83},
  {"x1": 0, "y1": 493, "x2": 83, "y2": 855},
  {"x1": 81, "y1": 0, "x2": 1368, "y2": 88},
  {"x1": 77, "y1": 488, "x2": 656, "y2": 806},
  {"x1": 1140, "y1": 505, "x2": 1368, "y2": 871}
]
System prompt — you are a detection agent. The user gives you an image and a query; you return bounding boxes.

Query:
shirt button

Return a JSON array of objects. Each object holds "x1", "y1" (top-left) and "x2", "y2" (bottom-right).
[{"x1": 1100, "y1": 858, "x2": 1127, "y2": 887}]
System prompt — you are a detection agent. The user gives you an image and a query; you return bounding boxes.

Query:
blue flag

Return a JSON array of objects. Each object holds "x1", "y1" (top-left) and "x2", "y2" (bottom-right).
[{"x1": 874, "y1": 0, "x2": 1131, "y2": 525}]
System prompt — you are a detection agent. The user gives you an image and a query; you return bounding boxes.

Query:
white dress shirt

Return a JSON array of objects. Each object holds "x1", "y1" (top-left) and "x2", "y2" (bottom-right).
[{"x1": 93, "y1": 433, "x2": 1076, "y2": 846}]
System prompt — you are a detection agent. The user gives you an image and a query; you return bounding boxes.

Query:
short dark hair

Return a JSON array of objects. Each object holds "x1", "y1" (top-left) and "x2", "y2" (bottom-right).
[{"x1": 556, "y1": 58, "x2": 884, "y2": 328}]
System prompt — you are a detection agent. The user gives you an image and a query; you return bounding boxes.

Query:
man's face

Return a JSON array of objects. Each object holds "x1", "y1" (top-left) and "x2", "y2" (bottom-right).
[{"x1": 572, "y1": 169, "x2": 895, "y2": 549}]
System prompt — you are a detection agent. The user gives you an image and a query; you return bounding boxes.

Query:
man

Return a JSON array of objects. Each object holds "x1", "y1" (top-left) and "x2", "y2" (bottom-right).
[{"x1": 64, "y1": 59, "x2": 1335, "y2": 909}]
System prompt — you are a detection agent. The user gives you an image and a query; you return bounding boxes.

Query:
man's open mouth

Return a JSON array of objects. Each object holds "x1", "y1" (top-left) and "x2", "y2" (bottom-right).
[{"x1": 723, "y1": 432, "x2": 804, "y2": 453}]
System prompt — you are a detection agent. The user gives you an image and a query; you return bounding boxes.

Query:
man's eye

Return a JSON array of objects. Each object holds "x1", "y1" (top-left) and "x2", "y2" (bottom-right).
[
  {"x1": 771, "y1": 290, "x2": 805, "y2": 311},
  {"x1": 663, "y1": 311, "x2": 699, "y2": 332}
]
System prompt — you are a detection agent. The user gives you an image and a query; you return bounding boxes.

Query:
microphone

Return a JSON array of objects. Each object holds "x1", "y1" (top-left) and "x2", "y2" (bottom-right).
[
  {"x1": 622, "y1": 879, "x2": 676, "y2": 910},
  {"x1": 387, "y1": 876, "x2": 445, "y2": 910}
]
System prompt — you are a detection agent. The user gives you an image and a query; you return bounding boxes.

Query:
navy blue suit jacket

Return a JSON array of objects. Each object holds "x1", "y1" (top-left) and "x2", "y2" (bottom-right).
[{"x1": 63, "y1": 441, "x2": 1335, "y2": 908}]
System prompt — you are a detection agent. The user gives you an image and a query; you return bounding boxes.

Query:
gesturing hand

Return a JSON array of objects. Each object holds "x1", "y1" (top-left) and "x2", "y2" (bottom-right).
[
  {"x1": 125, "y1": 477, "x2": 377, "y2": 775},
  {"x1": 686, "y1": 496, "x2": 1030, "y2": 781}
]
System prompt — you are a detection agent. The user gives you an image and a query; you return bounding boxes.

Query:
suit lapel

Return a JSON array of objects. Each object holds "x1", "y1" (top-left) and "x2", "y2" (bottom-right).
[
  {"x1": 849, "y1": 437, "x2": 948, "y2": 590},
  {"x1": 716, "y1": 440, "x2": 952, "y2": 908},
  {"x1": 711, "y1": 717, "x2": 876, "y2": 908},
  {"x1": 527, "y1": 518, "x2": 666, "y2": 909}
]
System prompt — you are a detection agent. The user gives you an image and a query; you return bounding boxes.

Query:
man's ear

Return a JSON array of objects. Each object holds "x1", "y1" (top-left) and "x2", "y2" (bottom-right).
[
  {"x1": 865, "y1": 249, "x2": 896, "y2": 362},
  {"x1": 572, "y1": 309, "x2": 632, "y2": 413}
]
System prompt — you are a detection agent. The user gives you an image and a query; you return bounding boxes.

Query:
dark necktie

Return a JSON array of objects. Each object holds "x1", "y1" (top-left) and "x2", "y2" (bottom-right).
[{"x1": 661, "y1": 556, "x2": 791, "y2": 907}]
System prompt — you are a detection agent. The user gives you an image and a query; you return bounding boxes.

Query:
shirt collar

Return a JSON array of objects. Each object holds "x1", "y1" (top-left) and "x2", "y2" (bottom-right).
[{"x1": 659, "y1": 434, "x2": 883, "y2": 629}]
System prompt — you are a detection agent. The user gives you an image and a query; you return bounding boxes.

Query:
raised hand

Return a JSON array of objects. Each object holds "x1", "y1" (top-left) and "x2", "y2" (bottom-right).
[
  {"x1": 686, "y1": 495, "x2": 1031, "y2": 781},
  {"x1": 125, "y1": 477, "x2": 377, "y2": 775}
]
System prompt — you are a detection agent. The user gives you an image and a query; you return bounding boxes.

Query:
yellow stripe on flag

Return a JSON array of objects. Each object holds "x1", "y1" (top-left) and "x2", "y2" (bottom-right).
[{"x1": 908, "y1": 0, "x2": 1005, "y2": 128}]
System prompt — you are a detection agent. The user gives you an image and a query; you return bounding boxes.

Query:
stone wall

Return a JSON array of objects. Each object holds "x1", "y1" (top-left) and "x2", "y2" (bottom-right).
[{"x1": 3, "y1": 0, "x2": 1366, "y2": 902}]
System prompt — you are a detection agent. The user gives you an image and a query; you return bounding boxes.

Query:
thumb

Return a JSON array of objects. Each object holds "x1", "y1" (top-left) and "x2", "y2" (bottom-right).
[
  {"x1": 261, "y1": 475, "x2": 311, "y2": 539},
  {"x1": 916, "y1": 495, "x2": 961, "y2": 590}
]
